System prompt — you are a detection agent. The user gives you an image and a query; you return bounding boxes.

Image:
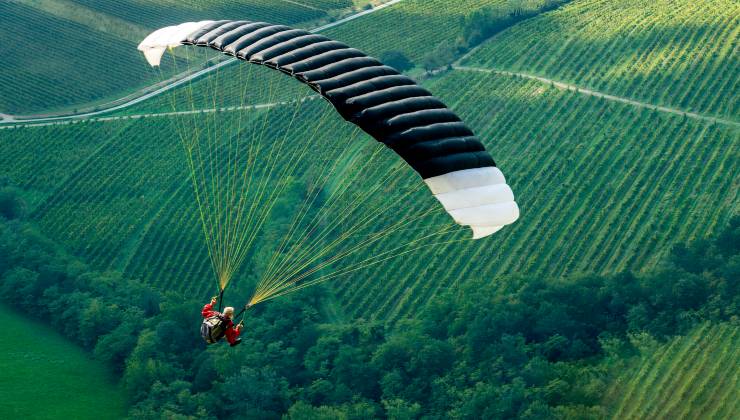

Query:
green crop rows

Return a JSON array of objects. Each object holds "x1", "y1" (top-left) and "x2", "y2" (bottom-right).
[
  {"x1": 1, "y1": 0, "x2": 737, "y2": 323},
  {"x1": 0, "y1": 1, "x2": 166, "y2": 114},
  {"x1": 334, "y1": 70, "x2": 738, "y2": 322},
  {"x1": 1, "y1": 68, "x2": 736, "y2": 323},
  {"x1": 31, "y1": 120, "x2": 189, "y2": 271},
  {"x1": 463, "y1": 0, "x2": 740, "y2": 119},
  {"x1": 324, "y1": 0, "x2": 507, "y2": 63},
  {"x1": 69, "y1": 0, "x2": 342, "y2": 29},
  {"x1": 0, "y1": 0, "x2": 355, "y2": 115},
  {"x1": 69, "y1": 0, "x2": 361, "y2": 27},
  {"x1": 608, "y1": 323, "x2": 740, "y2": 419}
]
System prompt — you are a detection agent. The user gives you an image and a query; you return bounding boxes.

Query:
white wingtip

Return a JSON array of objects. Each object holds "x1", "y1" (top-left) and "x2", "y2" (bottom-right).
[
  {"x1": 137, "y1": 20, "x2": 215, "y2": 67},
  {"x1": 140, "y1": 46, "x2": 167, "y2": 66},
  {"x1": 424, "y1": 167, "x2": 519, "y2": 240},
  {"x1": 471, "y1": 225, "x2": 504, "y2": 239}
]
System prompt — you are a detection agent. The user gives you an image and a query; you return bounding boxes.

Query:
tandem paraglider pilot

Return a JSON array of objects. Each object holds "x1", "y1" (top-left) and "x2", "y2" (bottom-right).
[{"x1": 201, "y1": 296, "x2": 243, "y2": 347}]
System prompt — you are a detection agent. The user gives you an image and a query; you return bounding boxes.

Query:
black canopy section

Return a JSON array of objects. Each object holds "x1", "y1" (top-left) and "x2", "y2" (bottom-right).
[{"x1": 183, "y1": 20, "x2": 496, "y2": 179}]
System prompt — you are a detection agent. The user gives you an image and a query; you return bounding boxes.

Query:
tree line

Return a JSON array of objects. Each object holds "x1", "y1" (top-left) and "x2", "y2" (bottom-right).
[
  {"x1": 422, "y1": 0, "x2": 570, "y2": 71},
  {"x1": 378, "y1": 1, "x2": 571, "y2": 74},
  {"x1": 0, "y1": 186, "x2": 737, "y2": 418}
]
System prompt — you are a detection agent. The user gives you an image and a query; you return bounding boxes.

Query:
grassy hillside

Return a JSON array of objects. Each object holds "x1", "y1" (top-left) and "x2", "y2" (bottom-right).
[
  {"x1": 606, "y1": 323, "x2": 740, "y2": 419},
  {"x1": 323, "y1": 0, "x2": 501, "y2": 62},
  {"x1": 0, "y1": 304, "x2": 126, "y2": 419},
  {"x1": 117, "y1": 0, "x2": 564, "y2": 116},
  {"x1": 0, "y1": 1, "x2": 162, "y2": 115},
  {"x1": 336, "y1": 71, "x2": 738, "y2": 322},
  {"x1": 463, "y1": 0, "x2": 740, "y2": 119},
  {"x1": 0, "y1": 0, "x2": 737, "y2": 323},
  {"x1": 0, "y1": 1, "x2": 739, "y2": 416},
  {"x1": 69, "y1": 0, "x2": 343, "y2": 29},
  {"x1": 1, "y1": 69, "x2": 736, "y2": 321},
  {"x1": 0, "y1": 0, "x2": 360, "y2": 115},
  {"x1": 114, "y1": 0, "x2": 537, "y2": 116}
]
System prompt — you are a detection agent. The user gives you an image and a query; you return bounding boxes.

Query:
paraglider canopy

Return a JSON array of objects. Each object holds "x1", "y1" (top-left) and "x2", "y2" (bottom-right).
[
  {"x1": 139, "y1": 21, "x2": 216, "y2": 66},
  {"x1": 137, "y1": 19, "x2": 519, "y2": 306},
  {"x1": 138, "y1": 19, "x2": 519, "y2": 239}
]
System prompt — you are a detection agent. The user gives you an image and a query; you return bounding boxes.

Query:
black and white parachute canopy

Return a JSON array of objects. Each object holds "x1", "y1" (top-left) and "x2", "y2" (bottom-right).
[{"x1": 138, "y1": 20, "x2": 519, "y2": 239}]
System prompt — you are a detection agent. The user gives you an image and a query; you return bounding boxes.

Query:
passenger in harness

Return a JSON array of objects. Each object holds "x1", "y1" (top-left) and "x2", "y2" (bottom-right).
[{"x1": 201, "y1": 296, "x2": 243, "y2": 347}]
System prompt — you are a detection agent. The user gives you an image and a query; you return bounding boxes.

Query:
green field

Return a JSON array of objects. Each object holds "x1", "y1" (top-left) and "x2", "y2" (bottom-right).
[
  {"x1": 0, "y1": 0, "x2": 361, "y2": 115},
  {"x1": 0, "y1": 0, "x2": 737, "y2": 321},
  {"x1": 0, "y1": 304, "x2": 126, "y2": 419},
  {"x1": 324, "y1": 0, "x2": 501, "y2": 62},
  {"x1": 463, "y1": 0, "x2": 740, "y2": 119},
  {"x1": 607, "y1": 323, "x2": 740, "y2": 419},
  {"x1": 0, "y1": 1, "x2": 162, "y2": 115},
  {"x1": 1, "y1": 70, "x2": 736, "y2": 321},
  {"x1": 69, "y1": 0, "x2": 344, "y2": 29},
  {"x1": 0, "y1": 0, "x2": 739, "y2": 417}
]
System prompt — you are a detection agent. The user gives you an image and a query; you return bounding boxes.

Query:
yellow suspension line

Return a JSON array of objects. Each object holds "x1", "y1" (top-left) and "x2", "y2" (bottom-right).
[
  {"x1": 253, "y1": 189, "x2": 437, "y2": 303},
  {"x1": 254, "y1": 226, "x2": 464, "y2": 305},
  {"x1": 257, "y1": 185, "x2": 436, "y2": 298},
  {"x1": 259, "y1": 140, "x2": 385, "y2": 286},
  {"x1": 256, "y1": 125, "x2": 368, "y2": 294},
  {"x1": 223, "y1": 89, "x2": 321, "y2": 286},
  {"x1": 229, "y1": 101, "x2": 333, "y2": 279},
  {"x1": 216, "y1": 76, "x2": 284, "y2": 286},
  {"x1": 221, "y1": 63, "x2": 257, "y2": 286},
  {"x1": 168, "y1": 51, "x2": 224, "y2": 291},
  {"x1": 263, "y1": 164, "x2": 410, "y2": 288},
  {"x1": 258, "y1": 129, "x2": 356, "y2": 286},
  {"x1": 257, "y1": 204, "x2": 443, "y2": 301},
  {"x1": 260, "y1": 227, "x2": 462, "y2": 302},
  {"x1": 220, "y1": 63, "x2": 266, "y2": 285}
]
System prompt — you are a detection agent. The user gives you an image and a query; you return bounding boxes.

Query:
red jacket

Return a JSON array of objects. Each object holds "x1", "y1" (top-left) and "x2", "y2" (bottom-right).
[{"x1": 202, "y1": 302, "x2": 241, "y2": 345}]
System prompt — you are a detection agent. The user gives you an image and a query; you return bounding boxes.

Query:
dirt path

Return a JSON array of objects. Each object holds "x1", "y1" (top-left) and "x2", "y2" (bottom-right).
[
  {"x1": 0, "y1": 97, "x2": 320, "y2": 130},
  {"x1": 453, "y1": 65, "x2": 739, "y2": 128}
]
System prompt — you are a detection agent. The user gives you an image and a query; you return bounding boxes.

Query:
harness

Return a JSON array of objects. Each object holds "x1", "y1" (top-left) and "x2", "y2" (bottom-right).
[
  {"x1": 200, "y1": 314, "x2": 229, "y2": 344},
  {"x1": 201, "y1": 289, "x2": 251, "y2": 346}
]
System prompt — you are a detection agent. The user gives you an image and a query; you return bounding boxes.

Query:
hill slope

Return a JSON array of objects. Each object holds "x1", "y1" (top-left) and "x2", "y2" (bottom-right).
[
  {"x1": 0, "y1": 0, "x2": 361, "y2": 115},
  {"x1": 1, "y1": 70, "x2": 736, "y2": 321},
  {"x1": 0, "y1": 304, "x2": 126, "y2": 419},
  {"x1": 607, "y1": 323, "x2": 740, "y2": 419},
  {"x1": 0, "y1": 0, "x2": 737, "y2": 322},
  {"x1": 463, "y1": 0, "x2": 740, "y2": 119}
]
